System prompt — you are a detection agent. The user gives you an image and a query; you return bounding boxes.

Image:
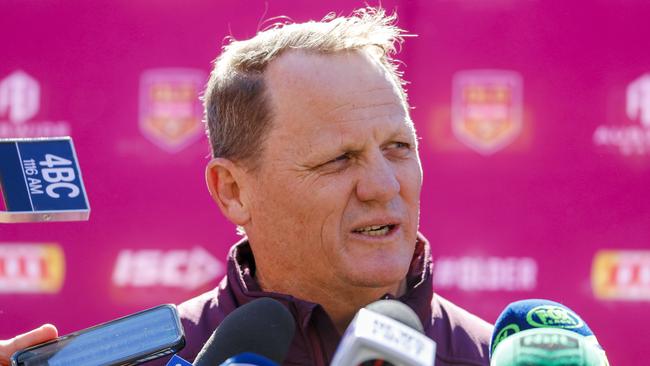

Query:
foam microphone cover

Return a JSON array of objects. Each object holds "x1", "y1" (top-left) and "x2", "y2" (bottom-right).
[
  {"x1": 193, "y1": 297, "x2": 296, "y2": 366},
  {"x1": 490, "y1": 299, "x2": 597, "y2": 357},
  {"x1": 365, "y1": 299, "x2": 424, "y2": 333},
  {"x1": 330, "y1": 299, "x2": 435, "y2": 366}
]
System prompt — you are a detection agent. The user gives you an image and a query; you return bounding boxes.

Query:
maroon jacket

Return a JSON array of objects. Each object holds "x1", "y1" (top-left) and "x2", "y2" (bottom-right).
[{"x1": 147, "y1": 235, "x2": 492, "y2": 365}]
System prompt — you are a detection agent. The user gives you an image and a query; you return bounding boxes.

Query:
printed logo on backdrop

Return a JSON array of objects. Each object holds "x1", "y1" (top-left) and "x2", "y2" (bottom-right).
[
  {"x1": 451, "y1": 70, "x2": 523, "y2": 155},
  {"x1": 433, "y1": 256, "x2": 537, "y2": 291},
  {"x1": 0, "y1": 71, "x2": 71, "y2": 138},
  {"x1": 112, "y1": 246, "x2": 223, "y2": 290},
  {"x1": 593, "y1": 73, "x2": 650, "y2": 156},
  {"x1": 0, "y1": 244, "x2": 65, "y2": 293},
  {"x1": 592, "y1": 250, "x2": 650, "y2": 301},
  {"x1": 139, "y1": 68, "x2": 206, "y2": 153}
]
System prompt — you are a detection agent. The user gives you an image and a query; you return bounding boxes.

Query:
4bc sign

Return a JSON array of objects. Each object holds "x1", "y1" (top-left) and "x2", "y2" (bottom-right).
[{"x1": 0, "y1": 137, "x2": 89, "y2": 222}]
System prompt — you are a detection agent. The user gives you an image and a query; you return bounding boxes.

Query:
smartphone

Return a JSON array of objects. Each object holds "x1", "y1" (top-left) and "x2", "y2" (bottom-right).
[{"x1": 11, "y1": 304, "x2": 185, "y2": 366}]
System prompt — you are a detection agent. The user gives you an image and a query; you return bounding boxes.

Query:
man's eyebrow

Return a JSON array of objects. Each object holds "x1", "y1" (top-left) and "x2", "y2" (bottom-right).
[
  {"x1": 296, "y1": 138, "x2": 360, "y2": 163},
  {"x1": 383, "y1": 121, "x2": 416, "y2": 138},
  {"x1": 385, "y1": 123, "x2": 409, "y2": 135}
]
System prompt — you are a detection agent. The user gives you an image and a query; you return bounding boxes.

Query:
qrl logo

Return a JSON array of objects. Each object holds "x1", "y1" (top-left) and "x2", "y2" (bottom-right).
[
  {"x1": 139, "y1": 68, "x2": 206, "y2": 152},
  {"x1": 0, "y1": 244, "x2": 65, "y2": 293},
  {"x1": 627, "y1": 73, "x2": 650, "y2": 127},
  {"x1": 452, "y1": 70, "x2": 523, "y2": 155},
  {"x1": 0, "y1": 71, "x2": 40, "y2": 124}
]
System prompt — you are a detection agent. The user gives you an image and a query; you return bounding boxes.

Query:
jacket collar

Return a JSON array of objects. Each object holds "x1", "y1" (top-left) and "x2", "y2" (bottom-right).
[{"x1": 226, "y1": 232, "x2": 434, "y2": 332}]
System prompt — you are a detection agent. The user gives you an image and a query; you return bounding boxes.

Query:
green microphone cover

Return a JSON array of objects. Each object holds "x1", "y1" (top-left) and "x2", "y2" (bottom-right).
[{"x1": 490, "y1": 328, "x2": 608, "y2": 366}]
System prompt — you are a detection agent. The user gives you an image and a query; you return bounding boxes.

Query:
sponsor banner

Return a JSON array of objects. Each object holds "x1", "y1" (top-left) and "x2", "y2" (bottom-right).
[
  {"x1": 433, "y1": 256, "x2": 537, "y2": 291},
  {"x1": 592, "y1": 250, "x2": 650, "y2": 301},
  {"x1": 139, "y1": 68, "x2": 206, "y2": 153},
  {"x1": 593, "y1": 73, "x2": 650, "y2": 156},
  {"x1": 451, "y1": 70, "x2": 523, "y2": 155},
  {"x1": 0, "y1": 71, "x2": 71, "y2": 138},
  {"x1": 111, "y1": 246, "x2": 223, "y2": 304},
  {"x1": 0, "y1": 243, "x2": 65, "y2": 293}
]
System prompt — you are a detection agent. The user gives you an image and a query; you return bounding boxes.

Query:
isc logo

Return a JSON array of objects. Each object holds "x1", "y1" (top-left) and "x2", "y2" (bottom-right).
[
  {"x1": 0, "y1": 244, "x2": 65, "y2": 293},
  {"x1": 112, "y1": 247, "x2": 223, "y2": 291}
]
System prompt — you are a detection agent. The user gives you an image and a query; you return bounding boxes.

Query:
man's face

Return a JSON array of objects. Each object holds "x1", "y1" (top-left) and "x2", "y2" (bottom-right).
[{"x1": 244, "y1": 49, "x2": 422, "y2": 291}]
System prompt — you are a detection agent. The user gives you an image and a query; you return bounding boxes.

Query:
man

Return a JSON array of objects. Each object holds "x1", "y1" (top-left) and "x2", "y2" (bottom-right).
[{"x1": 0, "y1": 8, "x2": 492, "y2": 366}]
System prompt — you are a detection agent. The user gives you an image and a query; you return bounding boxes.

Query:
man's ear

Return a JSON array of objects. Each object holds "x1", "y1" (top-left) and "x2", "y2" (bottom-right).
[{"x1": 205, "y1": 158, "x2": 251, "y2": 226}]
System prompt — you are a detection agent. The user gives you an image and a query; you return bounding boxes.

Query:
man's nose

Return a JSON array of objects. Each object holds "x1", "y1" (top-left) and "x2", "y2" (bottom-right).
[{"x1": 355, "y1": 153, "x2": 400, "y2": 203}]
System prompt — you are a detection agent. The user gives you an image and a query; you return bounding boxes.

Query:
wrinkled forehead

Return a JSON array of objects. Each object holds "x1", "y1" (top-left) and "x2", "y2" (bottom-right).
[
  {"x1": 263, "y1": 49, "x2": 410, "y2": 131},
  {"x1": 268, "y1": 50, "x2": 404, "y2": 104},
  {"x1": 255, "y1": 50, "x2": 416, "y2": 166}
]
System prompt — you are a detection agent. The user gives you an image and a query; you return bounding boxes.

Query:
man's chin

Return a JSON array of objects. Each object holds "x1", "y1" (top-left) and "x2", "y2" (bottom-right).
[{"x1": 343, "y1": 263, "x2": 410, "y2": 291}]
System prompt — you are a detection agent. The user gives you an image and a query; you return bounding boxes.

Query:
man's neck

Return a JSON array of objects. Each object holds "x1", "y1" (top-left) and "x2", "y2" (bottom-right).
[{"x1": 255, "y1": 269, "x2": 408, "y2": 334}]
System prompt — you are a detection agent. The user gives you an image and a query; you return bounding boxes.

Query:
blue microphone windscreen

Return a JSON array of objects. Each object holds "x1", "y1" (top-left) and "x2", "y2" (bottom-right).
[
  {"x1": 220, "y1": 352, "x2": 279, "y2": 366},
  {"x1": 490, "y1": 299, "x2": 594, "y2": 356}
]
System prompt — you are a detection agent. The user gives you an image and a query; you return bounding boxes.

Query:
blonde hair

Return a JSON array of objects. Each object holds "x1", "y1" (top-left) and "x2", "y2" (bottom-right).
[{"x1": 203, "y1": 7, "x2": 409, "y2": 169}]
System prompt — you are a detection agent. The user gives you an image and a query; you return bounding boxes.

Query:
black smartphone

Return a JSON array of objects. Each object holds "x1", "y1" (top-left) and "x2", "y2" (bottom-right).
[{"x1": 11, "y1": 304, "x2": 185, "y2": 366}]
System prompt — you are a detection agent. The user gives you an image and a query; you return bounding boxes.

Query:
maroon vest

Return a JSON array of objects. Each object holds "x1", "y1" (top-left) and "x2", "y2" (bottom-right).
[{"x1": 145, "y1": 234, "x2": 492, "y2": 365}]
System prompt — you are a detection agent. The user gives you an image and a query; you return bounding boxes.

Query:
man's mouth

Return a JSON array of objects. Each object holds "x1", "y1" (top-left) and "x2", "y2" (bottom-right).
[{"x1": 352, "y1": 224, "x2": 396, "y2": 236}]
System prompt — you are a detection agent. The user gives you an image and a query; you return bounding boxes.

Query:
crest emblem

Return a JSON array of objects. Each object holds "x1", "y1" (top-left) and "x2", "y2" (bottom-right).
[
  {"x1": 139, "y1": 68, "x2": 206, "y2": 152},
  {"x1": 452, "y1": 70, "x2": 523, "y2": 155}
]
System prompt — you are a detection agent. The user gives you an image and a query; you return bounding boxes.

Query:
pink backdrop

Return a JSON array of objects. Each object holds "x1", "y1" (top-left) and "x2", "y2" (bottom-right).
[{"x1": 1, "y1": 1, "x2": 649, "y2": 364}]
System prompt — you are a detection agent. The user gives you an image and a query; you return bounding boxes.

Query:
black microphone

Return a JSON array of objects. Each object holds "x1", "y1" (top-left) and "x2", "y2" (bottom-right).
[{"x1": 193, "y1": 297, "x2": 296, "y2": 366}]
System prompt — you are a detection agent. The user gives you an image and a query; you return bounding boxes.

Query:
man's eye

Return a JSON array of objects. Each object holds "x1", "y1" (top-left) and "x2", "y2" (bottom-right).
[
  {"x1": 310, "y1": 153, "x2": 352, "y2": 172},
  {"x1": 387, "y1": 141, "x2": 411, "y2": 151},
  {"x1": 330, "y1": 153, "x2": 351, "y2": 164},
  {"x1": 384, "y1": 141, "x2": 412, "y2": 157}
]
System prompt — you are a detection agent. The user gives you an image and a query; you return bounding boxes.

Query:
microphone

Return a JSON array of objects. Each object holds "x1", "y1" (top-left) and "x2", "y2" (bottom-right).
[
  {"x1": 330, "y1": 299, "x2": 436, "y2": 366},
  {"x1": 193, "y1": 297, "x2": 296, "y2": 366},
  {"x1": 489, "y1": 299, "x2": 609, "y2": 366},
  {"x1": 218, "y1": 352, "x2": 278, "y2": 365}
]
